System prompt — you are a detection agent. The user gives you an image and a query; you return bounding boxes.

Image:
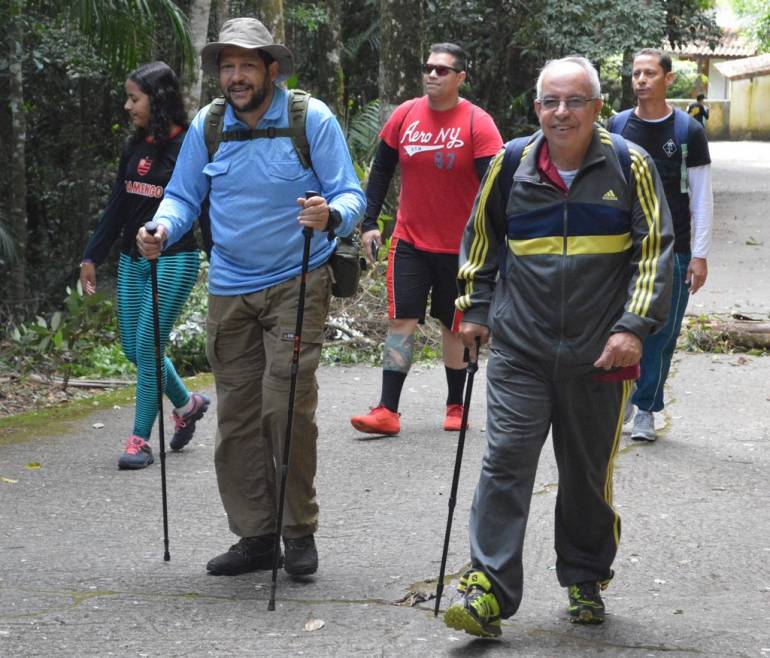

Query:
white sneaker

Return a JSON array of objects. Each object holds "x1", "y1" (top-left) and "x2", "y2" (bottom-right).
[{"x1": 630, "y1": 410, "x2": 656, "y2": 442}]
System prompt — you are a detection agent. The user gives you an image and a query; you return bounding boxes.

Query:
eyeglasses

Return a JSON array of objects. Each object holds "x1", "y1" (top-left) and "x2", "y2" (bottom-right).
[
  {"x1": 422, "y1": 63, "x2": 461, "y2": 76},
  {"x1": 537, "y1": 96, "x2": 598, "y2": 111}
]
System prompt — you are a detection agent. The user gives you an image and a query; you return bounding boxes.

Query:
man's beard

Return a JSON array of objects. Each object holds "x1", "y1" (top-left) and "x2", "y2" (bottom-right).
[{"x1": 226, "y1": 82, "x2": 270, "y2": 113}]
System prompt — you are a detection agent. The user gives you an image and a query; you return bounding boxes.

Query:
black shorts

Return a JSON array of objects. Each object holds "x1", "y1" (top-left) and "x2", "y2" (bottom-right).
[{"x1": 386, "y1": 237, "x2": 462, "y2": 331}]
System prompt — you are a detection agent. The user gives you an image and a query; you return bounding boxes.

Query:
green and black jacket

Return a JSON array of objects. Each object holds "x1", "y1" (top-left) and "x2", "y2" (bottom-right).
[{"x1": 457, "y1": 125, "x2": 674, "y2": 379}]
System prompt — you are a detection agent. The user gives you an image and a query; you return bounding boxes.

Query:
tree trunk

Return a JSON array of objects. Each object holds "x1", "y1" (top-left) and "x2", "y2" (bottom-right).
[
  {"x1": 705, "y1": 320, "x2": 770, "y2": 351},
  {"x1": 6, "y1": 0, "x2": 27, "y2": 302},
  {"x1": 215, "y1": 0, "x2": 229, "y2": 33},
  {"x1": 184, "y1": 0, "x2": 213, "y2": 118},
  {"x1": 621, "y1": 48, "x2": 635, "y2": 110},
  {"x1": 258, "y1": 0, "x2": 284, "y2": 44},
  {"x1": 314, "y1": 0, "x2": 344, "y2": 117},
  {"x1": 378, "y1": 0, "x2": 423, "y2": 123}
]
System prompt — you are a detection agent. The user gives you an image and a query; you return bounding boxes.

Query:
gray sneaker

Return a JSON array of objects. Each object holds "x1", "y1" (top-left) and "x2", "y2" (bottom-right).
[{"x1": 631, "y1": 410, "x2": 656, "y2": 442}]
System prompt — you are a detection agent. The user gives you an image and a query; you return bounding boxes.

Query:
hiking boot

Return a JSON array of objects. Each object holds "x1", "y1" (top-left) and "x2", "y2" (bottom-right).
[
  {"x1": 350, "y1": 404, "x2": 400, "y2": 435},
  {"x1": 444, "y1": 569, "x2": 502, "y2": 638},
  {"x1": 283, "y1": 535, "x2": 318, "y2": 576},
  {"x1": 631, "y1": 410, "x2": 656, "y2": 442},
  {"x1": 118, "y1": 435, "x2": 154, "y2": 470},
  {"x1": 206, "y1": 535, "x2": 281, "y2": 576},
  {"x1": 170, "y1": 393, "x2": 210, "y2": 451},
  {"x1": 567, "y1": 582, "x2": 605, "y2": 624},
  {"x1": 443, "y1": 403, "x2": 468, "y2": 432}
]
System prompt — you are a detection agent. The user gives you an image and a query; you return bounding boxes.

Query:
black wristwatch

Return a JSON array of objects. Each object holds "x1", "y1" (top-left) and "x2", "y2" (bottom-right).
[{"x1": 326, "y1": 208, "x2": 343, "y2": 240}]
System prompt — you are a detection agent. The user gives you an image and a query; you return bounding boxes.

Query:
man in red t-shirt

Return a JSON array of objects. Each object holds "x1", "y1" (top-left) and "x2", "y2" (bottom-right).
[{"x1": 351, "y1": 42, "x2": 502, "y2": 436}]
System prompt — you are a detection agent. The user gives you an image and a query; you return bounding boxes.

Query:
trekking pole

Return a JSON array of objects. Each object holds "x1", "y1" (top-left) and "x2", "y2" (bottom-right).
[
  {"x1": 144, "y1": 221, "x2": 171, "y2": 562},
  {"x1": 434, "y1": 336, "x2": 481, "y2": 617},
  {"x1": 268, "y1": 191, "x2": 318, "y2": 611}
]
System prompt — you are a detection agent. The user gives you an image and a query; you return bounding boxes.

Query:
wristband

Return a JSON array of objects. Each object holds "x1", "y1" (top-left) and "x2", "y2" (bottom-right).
[{"x1": 326, "y1": 208, "x2": 343, "y2": 239}]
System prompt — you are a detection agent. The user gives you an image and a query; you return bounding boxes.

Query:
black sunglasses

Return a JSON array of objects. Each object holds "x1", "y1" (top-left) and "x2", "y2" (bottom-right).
[{"x1": 422, "y1": 63, "x2": 462, "y2": 76}]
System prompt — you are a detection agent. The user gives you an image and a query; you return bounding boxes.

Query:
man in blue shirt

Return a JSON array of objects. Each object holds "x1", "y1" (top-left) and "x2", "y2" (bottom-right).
[{"x1": 137, "y1": 18, "x2": 364, "y2": 577}]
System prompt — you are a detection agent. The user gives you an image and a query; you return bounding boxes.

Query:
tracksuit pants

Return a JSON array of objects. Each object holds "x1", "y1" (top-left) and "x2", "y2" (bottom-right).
[
  {"x1": 469, "y1": 346, "x2": 632, "y2": 618},
  {"x1": 206, "y1": 265, "x2": 332, "y2": 540}
]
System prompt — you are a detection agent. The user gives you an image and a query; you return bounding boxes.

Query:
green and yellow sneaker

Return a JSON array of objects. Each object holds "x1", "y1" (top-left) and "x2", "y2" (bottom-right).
[
  {"x1": 567, "y1": 582, "x2": 605, "y2": 624},
  {"x1": 444, "y1": 569, "x2": 502, "y2": 638}
]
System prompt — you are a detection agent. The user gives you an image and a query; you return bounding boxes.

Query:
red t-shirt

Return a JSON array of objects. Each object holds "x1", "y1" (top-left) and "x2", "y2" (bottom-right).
[{"x1": 380, "y1": 96, "x2": 502, "y2": 254}]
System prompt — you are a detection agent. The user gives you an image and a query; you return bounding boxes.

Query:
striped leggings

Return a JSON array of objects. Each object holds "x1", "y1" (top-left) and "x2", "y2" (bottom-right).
[{"x1": 117, "y1": 251, "x2": 200, "y2": 440}]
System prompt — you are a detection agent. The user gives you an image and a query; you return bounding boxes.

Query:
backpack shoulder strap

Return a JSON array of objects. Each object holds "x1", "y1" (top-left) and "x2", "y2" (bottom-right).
[
  {"x1": 204, "y1": 97, "x2": 228, "y2": 160},
  {"x1": 673, "y1": 108, "x2": 690, "y2": 192},
  {"x1": 608, "y1": 132, "x2": 632, "y2": 185},
  {"x1": 672, "y1": 108, "x2": 690, "y2": 146},
  {"x1": 288, "y1": 89, "x2": 312, "y2": 170},
  {"x1": 608, "y1": 108, "x2": 633, "y2": 136},
  {"x1": 498, "y1": 135, "x2": 535, "y2": 206}
]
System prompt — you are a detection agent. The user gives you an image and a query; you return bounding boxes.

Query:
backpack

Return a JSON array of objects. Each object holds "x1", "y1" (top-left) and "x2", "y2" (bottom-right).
[
  {"x1": 202, "y1": 90, "x2": 361, "y2": 298},
  {"x1": 609, "y1": 108, "x2": 690, "y2": 193},
  {"x1": 203, "y1": 89, "x2": 313, "y2": 169},
  {"x1": 497, "y1": 131, "x2": 631, "y2": 207}
]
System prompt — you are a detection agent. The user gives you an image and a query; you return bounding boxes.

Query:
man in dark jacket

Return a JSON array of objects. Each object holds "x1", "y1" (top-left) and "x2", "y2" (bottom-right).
[{"x1": 443, "y1": 56, "x2": 674, "y2": 638}]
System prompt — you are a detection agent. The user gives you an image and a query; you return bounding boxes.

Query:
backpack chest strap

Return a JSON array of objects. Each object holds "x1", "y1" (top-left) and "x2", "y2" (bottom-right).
[{"x1": 221, "y1": 127, "x2": 298, "y2": 142}]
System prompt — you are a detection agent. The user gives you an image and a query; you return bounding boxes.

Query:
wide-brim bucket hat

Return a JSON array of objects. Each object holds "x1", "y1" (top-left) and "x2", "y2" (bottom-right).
[{"x1": 200, "y1": 17, "x2": 294, "y2": 81}]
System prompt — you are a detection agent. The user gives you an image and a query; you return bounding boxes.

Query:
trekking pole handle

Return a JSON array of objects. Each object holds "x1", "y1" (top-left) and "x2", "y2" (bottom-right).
[
  {"x1": 462, "y1": 336, "x2": 481, "y2": 371},
  {"x1": 145, "y1": 220, "x2": 158, "y2": 235},
  {"x1": 302, "y1": 190, "x2": 320, "y2": 238}
]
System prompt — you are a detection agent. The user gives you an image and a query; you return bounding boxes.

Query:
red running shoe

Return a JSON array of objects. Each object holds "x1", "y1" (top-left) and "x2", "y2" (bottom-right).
[
  {"x1": 350, "y1": 404, "x2": 400, "y2": 435},
  {"x1": 444, "y1": 404, "x2": 469, "y2": 432}
]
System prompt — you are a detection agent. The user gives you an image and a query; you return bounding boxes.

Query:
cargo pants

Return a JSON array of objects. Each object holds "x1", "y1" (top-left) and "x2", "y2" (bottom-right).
[{"x1": 206, "y1": 265, "x2": 332, "y2": 540}]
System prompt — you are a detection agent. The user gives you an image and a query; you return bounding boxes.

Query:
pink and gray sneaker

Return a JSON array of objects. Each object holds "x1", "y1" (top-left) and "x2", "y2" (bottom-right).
[
  {"x1": 118, "y1": 435, "x2": 154, "y2": 470},
  {"x1": 170, "y1": 393, "x2": 210, "y2": 451}
]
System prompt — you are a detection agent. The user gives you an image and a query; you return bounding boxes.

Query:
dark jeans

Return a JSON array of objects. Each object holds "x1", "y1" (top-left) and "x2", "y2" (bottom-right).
[{"x1": 632, "y1": 251, "x2": 691, "y2": 413}]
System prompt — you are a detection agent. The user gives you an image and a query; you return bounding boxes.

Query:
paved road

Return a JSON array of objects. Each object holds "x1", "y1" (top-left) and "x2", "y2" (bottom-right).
[
  {"x1": 1, "y1": 143, "x2": 768, "y2": 657},
  {"x1": 691, "y1": 141, "x2": 770, "y2": 317}
]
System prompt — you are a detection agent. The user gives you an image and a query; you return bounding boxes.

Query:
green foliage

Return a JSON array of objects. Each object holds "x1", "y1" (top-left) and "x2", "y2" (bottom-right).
[
  {"x1": 286, "y1": 3, "x2": 329, "y2": 33},
  {"x1": 669, "y1": 60, "x2": 708, "y2": 98},
  {"x1": 344, "y1": 99, "x2": 381, "y2": 165},
  {"x1": 524, "y1": 1, "x2": 666, "y2": 62},
  {"x1": 2, "y1": 283, "x2": 123, "y2": 381},
  {"x1": 63, "y1": 0, "x2": 195, "y2": 77},
  {"x1": 733, "y1": 0, "x2": 770, "y2": 51},
  {"x1": 167, "y1": 253, "x2": 210, "y2": 376}
]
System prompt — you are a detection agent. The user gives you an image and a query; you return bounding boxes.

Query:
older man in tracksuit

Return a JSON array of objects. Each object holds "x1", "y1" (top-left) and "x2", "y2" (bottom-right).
[{"x1": 443, "y1": 56, "x2": 674, "y2": 638}]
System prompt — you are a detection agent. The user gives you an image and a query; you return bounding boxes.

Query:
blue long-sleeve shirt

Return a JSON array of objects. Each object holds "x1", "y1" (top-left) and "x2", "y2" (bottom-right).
[{"x1": 153, "y1": 86, "x2": 365, "y2": 295}]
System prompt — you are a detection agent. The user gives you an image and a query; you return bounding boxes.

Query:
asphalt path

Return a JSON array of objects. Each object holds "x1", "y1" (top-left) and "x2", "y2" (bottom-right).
[{"x1": 0, "y1": 142, "x2": 768, "y2": 657}]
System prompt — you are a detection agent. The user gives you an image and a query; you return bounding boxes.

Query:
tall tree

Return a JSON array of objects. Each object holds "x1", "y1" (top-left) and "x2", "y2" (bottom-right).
[
  {"x1": 378, "y1": 0, "x2": 423, "y2": 122},
  {"x1": 184, "y1": 0, "x2": 214, "y2": 117},
  {"x1": 315, "y1": 0, "x2": 345, "y2": 116},
  {"x1": 5, "y1": 0, "x2": 27, "y2": 300},
  {"x1": 259, "y1": 0, "x2": 285, "y2": 43}
]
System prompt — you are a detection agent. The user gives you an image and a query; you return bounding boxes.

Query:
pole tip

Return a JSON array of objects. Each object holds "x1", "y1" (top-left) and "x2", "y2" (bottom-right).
[
  {"x1": 164, "y1": 552, "x2": 170, "y2": 562},
  {"x1": 267, "y1": 601, "x2": 276, "y2": 611}
]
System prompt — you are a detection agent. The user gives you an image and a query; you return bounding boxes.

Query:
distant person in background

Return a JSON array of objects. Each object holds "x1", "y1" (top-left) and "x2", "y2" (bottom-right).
[
  {"x1": 350, "y1": 42, "x2": 502, "y2": 438},
  {"x1": 80, "y1": 62, "x2": 209, "y2": 470},
  {"x1": 687, "y1": 93, "x2": 710, "y2": 126},
  {"x1": 608, "y1": 48, "x2": 713, "y2": 442}
]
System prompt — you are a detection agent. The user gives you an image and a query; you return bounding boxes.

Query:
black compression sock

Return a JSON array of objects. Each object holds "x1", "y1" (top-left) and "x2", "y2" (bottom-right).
[
  {"x1": 380, "y1": 370, "x2": 407, "y2": 412},
  {"x1": 445, "y1": 366, "x2": 467, "y2": 406}
]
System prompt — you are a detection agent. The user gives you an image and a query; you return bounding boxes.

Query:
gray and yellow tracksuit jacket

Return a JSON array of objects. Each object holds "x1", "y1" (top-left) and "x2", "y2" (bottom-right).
[{"x1": 457, "y1": 126, "x2": 674, "y2": 378}]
